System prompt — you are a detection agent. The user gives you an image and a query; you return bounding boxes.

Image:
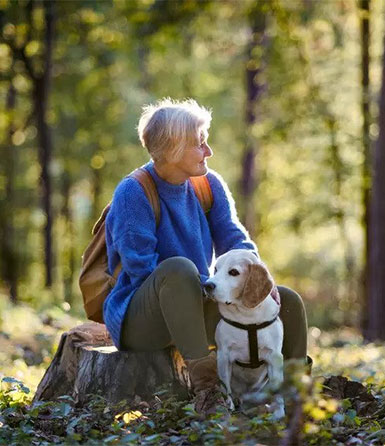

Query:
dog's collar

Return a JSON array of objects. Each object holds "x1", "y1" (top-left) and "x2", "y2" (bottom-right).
[{"x1": 221, "y1": 315, "x2": 278, "y2": 369}]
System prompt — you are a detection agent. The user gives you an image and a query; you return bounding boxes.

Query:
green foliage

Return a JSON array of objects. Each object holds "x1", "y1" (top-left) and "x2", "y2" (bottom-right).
[{"x1": 0, "y1": 369, "x2": 383, "y2": 445}]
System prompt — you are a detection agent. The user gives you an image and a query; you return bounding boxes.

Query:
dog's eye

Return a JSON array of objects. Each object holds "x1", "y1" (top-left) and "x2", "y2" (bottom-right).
[{"x1": 228, "y1": 269, "x2": 240, "y2": 276}]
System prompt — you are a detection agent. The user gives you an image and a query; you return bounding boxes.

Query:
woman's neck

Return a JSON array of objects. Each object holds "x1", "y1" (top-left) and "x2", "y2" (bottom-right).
[{"x1": 153, "y1": 160, "x2": 188, "y2": 185}]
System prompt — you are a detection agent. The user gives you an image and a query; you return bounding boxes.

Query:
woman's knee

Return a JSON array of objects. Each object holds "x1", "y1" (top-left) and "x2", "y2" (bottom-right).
[
  {"x1": 278, "y1": 286, "x2": 308, "y2": 360},
  {"x1": 155, "y1": 257, "x2": 204, "y2": 315},
  {"x1": 278, "y1": 286, "x2": 306, "y2": 318},
  {"x1": 156, "y1": 256, "x2": 200, "y2": 284}
]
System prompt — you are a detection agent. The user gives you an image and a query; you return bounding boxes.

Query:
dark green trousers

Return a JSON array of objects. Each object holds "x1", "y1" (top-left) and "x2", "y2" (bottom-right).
[{"x1": 121, "y1": 257, "x2": 308, "y2": 361}]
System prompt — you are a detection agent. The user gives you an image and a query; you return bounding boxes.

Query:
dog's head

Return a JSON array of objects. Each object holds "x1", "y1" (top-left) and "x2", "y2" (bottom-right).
[{"x1": 204, "y1": 249, "x2": 274, "y2": 309}]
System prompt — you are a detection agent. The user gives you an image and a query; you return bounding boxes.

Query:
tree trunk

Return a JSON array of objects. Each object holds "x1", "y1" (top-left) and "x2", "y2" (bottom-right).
[
  {"x1": 33, "y1": 323, "x2": 189, "y2": 405},
  {"x1": 34, "y1": 0, "x2": 55, "y2": 287},
  {"x1": 360, "y1": 0, "x2": 371, "y2": 333},
  {"x1": 2, "y1": 1, "x2": 55, "y2": 289},
  {"x1": 91, "y1": 165, "x2": 102, "y2": 224},
  {"x1": 366, "y1": 28, "x2": 385, "y2": 341},
  {"x1": 240, "y1": 1, "x2": 268, "y2": 238},
  {"x1": 137, "y1": 43, "x2": 151, "y2": 91},
  {"x1": 61, "y1": 169, "x2": 75, "y2": 305},
  {"x1": 327, "y1": 117, "x2": 356, "y2": 315},
  {"x1": 34, "y1": 79, "x2": 54, "y2": 287},
  {"x1": 182, "y1": 28, "x2": 193, "y2": 97},
  {"x1": 1, "y1": 81, "x2": 18, "y2": 302}
]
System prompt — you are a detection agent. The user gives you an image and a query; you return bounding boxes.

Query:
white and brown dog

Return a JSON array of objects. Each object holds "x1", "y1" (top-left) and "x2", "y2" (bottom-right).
[{"x1": 204, "y1": 249, "x2": 284, "y2": 418}]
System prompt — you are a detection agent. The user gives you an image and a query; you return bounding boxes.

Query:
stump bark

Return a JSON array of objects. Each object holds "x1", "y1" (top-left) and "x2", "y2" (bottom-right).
[{"x1": 33, "y1": 322, "x2": 189, "y2": 405}]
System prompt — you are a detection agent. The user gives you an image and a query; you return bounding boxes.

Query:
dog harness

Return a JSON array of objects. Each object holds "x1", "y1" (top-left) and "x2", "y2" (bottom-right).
[{"x1": 221, "y1": 315, "x2": 278, "y2": 369}]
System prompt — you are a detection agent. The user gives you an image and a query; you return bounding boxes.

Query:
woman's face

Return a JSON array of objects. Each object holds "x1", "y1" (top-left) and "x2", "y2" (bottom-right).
[{"x1": 174, "y1": 130, "x2": 213, "y2": 178}]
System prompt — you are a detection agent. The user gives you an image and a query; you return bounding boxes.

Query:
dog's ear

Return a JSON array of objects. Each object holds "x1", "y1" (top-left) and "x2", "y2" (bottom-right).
[{"x1": 241, "y1": 263, "x2": 274, "y2": 308}]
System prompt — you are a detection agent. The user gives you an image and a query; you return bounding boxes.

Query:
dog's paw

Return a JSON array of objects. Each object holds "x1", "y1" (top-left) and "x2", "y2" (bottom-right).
[
  {"x1": 226, "y1": 395, "x2": 235, "y2": 411},
  {"x1": 271, "y1": 405, "x2": 285, "y2": 420},
  {"x1": 266, "y1": 396, "x2": 285, "y2": 420}
]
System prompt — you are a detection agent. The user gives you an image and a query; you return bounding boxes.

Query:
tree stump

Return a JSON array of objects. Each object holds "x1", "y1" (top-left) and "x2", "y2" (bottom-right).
[{"x1": 33, "y1": 322, "x2": 190, "y2": 405}]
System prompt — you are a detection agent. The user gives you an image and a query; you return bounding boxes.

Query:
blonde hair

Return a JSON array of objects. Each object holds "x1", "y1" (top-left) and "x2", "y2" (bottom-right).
[{"x1": 137, "y1": 98, "x2": 212, "y2": 162}]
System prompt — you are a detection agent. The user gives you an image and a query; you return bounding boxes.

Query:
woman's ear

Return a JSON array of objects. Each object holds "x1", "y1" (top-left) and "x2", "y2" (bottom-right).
[{"x1": 241, "y1": 263, "x2": 274, "y2": 308}]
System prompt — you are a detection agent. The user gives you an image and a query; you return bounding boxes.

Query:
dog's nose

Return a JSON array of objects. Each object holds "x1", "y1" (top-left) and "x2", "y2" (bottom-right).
[{"x1": 203, "y1": 281, "x2": 216, "y2": 292}]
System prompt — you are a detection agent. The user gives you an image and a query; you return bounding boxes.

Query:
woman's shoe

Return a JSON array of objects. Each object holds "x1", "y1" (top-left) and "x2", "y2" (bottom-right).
[{"x1": 185, "y1": 351, "x2": 228, "y2": 416}]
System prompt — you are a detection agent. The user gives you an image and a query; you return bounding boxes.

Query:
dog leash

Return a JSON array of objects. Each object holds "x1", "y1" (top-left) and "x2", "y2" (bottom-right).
[{"x1": 221, "y1": 315, "x2": 278, "y2": 369}]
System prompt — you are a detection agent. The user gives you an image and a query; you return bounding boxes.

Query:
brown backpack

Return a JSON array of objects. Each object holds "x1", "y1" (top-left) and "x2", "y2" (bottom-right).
[{"x1": 79, "y1": 167, "x2": 213, "y2": 323}]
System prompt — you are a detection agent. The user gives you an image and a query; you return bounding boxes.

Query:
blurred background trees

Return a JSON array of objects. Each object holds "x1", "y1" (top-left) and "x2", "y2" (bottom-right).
[{"x1": 0, "y1": 0, "x2": 384, "y2": 337}]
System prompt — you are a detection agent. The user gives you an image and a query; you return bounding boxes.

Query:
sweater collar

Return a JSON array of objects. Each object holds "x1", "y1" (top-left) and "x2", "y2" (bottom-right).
[{"x1": 145, "y1": 161, "x2": 188, "y2": 198}]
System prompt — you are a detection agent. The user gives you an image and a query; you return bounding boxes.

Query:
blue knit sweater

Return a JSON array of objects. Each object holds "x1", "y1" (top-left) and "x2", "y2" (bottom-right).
[{"x1": 104, "y1": 160, "x2": 258, "y2": 349}]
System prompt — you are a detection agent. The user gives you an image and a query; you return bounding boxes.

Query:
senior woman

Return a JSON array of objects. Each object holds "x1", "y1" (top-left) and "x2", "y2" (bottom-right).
[{"x1": 103, "y1": 98, "x2": 308, "y2": 415}]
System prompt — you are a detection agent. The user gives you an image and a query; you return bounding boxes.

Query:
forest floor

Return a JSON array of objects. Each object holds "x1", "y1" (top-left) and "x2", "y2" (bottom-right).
[{"x1": 1, "y1": 301, "x2": 385, "y2": 445}]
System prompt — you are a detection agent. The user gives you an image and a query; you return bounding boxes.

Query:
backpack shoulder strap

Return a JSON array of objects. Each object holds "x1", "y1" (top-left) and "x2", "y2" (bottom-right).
[
  {"x1": 189, "y1": 175, "x2": 213, "y2": 214},
  {"x1": 130, "y1": 167, "x2": 161, "y2": 226},
  {"x1": 92, "y1": 202, "x2": 111, "y2": 235}
]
